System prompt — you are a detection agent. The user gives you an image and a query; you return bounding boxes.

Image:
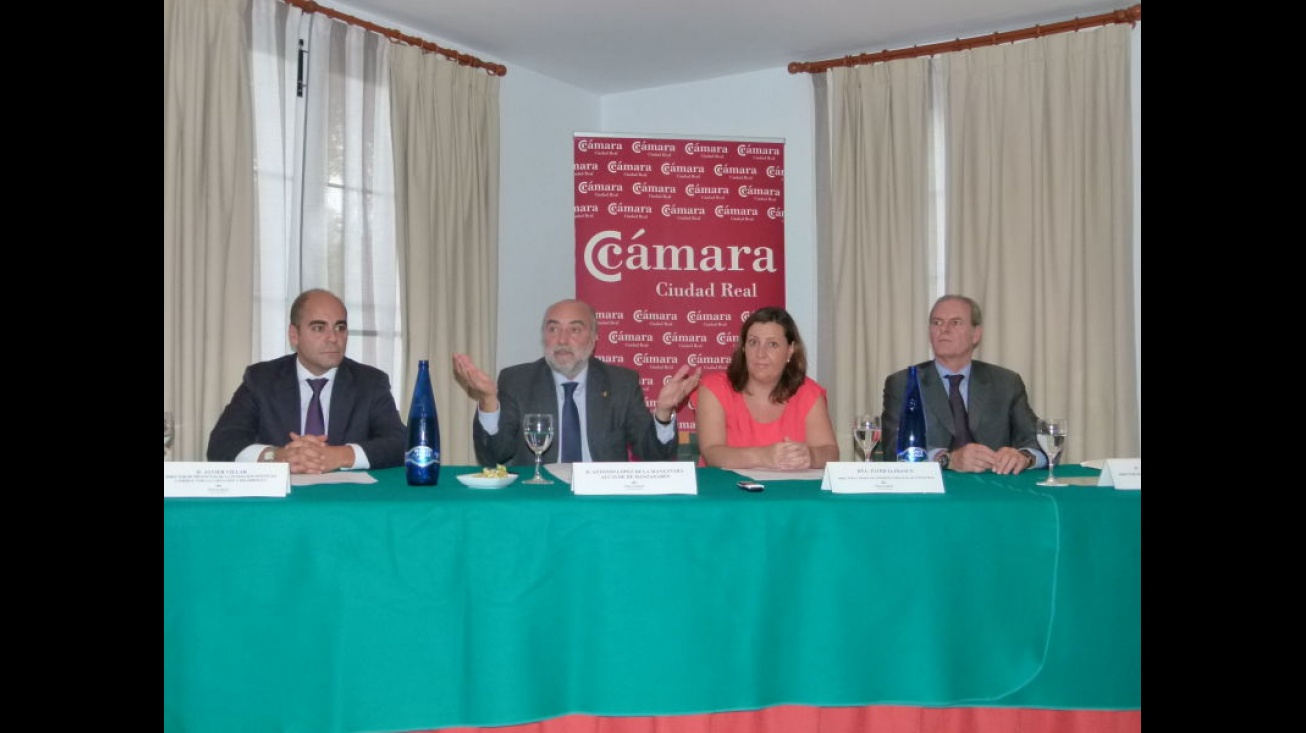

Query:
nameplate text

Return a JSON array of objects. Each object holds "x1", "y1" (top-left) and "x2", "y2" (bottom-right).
[
  {"x1": 164, "y1": 461, "x2": 290, "y2": 498},
  {"x1": 571, "y1": 461, "x2": 698, "y2": 495},
  {"x1": 821, "y1": 461, "x2": 945, "y2": 493}
]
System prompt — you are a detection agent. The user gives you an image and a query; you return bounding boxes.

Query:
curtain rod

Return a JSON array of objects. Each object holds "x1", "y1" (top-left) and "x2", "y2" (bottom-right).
[
  {"x1": 789, "y1": 4, "x2": 1140, "y2": 74},
  {"x1": 282, "y1": 0, "x2": 507, "y2": 77}
]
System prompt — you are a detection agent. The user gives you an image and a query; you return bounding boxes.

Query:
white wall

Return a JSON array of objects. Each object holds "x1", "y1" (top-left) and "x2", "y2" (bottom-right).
[
  {"x1": 496, "y1": 67, "x2": 824, "y2": 377},
  {"x1": 381, "y1": 10, "x2": 1140, "y2": 405},
  {"x1": 496, "y1": 67, "x2": 601, "y2": 369},
  {"x1": 498, "y1": 50, "x2": 1141, "y2": 397}
]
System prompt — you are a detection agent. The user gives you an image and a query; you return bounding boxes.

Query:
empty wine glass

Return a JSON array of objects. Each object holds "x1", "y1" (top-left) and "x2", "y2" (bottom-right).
[
  {"x1": 1036, "y1": 418, "x2": 1069, "y2": 487},
  {"x1": 853, "y1": 414, "x2": 881, "y2": 462},
  {"x1": 164, "y1": 411, "x2": 176, "y2": 461},
  {"x1": 522, "y1": 413, "x2": 555, "y2": 485}
]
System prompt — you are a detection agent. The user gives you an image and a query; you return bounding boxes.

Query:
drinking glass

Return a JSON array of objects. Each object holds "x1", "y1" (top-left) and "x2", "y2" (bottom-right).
[
  {"x1": 522, "y1": 413, "x2": 555, "y2": 485},
  {"x1": 1036, "y1": 418, "x2": 1069, "y2": 487},
  {"x1": 853, "y1": 414, "x2": 881, "y2": 462},
  {"x1": 164, "y1": 411, "x2": 176, "y2": 461}
]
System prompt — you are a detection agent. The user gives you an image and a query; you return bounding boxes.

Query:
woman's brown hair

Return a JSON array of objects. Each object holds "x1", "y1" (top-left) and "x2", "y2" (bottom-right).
[{"x1": 725, "y1": 306, "x2": 808, "y2": 403}]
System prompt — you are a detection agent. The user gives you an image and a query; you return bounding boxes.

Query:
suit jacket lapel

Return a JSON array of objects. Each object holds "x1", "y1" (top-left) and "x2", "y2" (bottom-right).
[
  {"x1": 584, "y1": 359, "x2": 612, "y2": 441},
  {"x1": 966, "y1": 362, "x2": 992, "y2": 439},
  {"x1": 528, "y1": 361, "x2": 561, "y2": 461},
  {"x1": 275, "y1": 356, "x2": 306, "y2": 438},
  {"x1": 327, "y1": 360, "x2": 356, "y2": 442},
  {"x1": 529, "y1": 361, "x2": 558, "y2": 415},
  {"x1": 919, "y1": 361, "x2": 953, "y2": 436}
]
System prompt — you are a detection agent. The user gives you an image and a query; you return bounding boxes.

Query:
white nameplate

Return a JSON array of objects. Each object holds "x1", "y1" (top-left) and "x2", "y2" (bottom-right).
[
  {"x1": 821, "y1": 461, "x2": 945, "y2": 493},
  {"x1": 1097, "y1": 458, "x2": 1141, "y2": 490},
  {"x1": 571, "y1": 461, "x2": 698, "y2": 495},
  {"x1": 164, "y1": 461, "x2": 289, "y2": 498}
]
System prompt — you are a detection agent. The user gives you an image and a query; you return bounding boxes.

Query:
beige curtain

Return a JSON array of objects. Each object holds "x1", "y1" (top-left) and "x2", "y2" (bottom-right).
[
  {"x1": 164, "y1": 0, "x2": 256, "y2": 462},
  {"x1": 390, "y1": 48, "x2": 501, "y2": 466},
  {"x1": 942, "y1": 24, "x2": 1138, "y2": 463},
  {"x1": 822, "y1": 59, "x2": 934, "y2": 460},
  {"x1": 823, "y1": 24, "x2": 1139, "y2": 464}
]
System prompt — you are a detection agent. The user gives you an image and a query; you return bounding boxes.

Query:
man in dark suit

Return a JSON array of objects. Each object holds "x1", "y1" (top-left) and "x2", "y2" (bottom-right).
[
  {"x1": 207, "y1": 289, "x2": 407, "y2": 473},
  {"x1": 452, "y1": 299, "x2": 701, "y2": 466},
  {"x1": 881, "y1": 294, "x2": 1046, "y2": 474}
]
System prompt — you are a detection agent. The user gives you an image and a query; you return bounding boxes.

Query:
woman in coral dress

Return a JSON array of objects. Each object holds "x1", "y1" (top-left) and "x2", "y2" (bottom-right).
[{"x1": 691, "y1": 306, "x2": 838, "y2": 470}]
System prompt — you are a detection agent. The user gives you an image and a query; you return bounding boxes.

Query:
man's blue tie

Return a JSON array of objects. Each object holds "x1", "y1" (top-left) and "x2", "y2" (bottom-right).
[
  {"x1": 305, "y1": 378, "x2": 328, "y2": 436},
  {"x1": 561, "y1": 382, "x2": 582, "y2": 462}
]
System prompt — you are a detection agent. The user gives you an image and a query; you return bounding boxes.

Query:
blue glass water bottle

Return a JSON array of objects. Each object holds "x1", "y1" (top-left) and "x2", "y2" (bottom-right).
[
  {"x1": 896, "y1": 365, "x2": 928, "y2": 462},
  {"x1": 406, "y1": 359, "x2": 441, "y2": 485}
]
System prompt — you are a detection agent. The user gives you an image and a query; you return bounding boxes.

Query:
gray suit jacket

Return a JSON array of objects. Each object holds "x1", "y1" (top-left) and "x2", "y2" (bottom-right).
[
  {"x1": 472, "y1": 357, "x2": 676, "y2": 466},
  {"x1": 880, "y1": 360, "x2": 1042, "y2": 461},
  {"x1": 207, "y1": 354, "x2": 407, "y2": 468}
]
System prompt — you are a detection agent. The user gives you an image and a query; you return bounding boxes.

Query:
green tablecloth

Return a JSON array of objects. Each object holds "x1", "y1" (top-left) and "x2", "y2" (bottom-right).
[{"x1": 164, "y1": 465, "x2": 1140, "y2": 733}]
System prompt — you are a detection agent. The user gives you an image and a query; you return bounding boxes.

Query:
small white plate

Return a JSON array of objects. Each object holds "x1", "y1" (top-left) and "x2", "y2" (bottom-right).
[
  {"x1": 1080, "y1": 459, "x2": 1105, "y2": 470},
  {"x1": 456, "y1": 474, "x2": 519, "y2": 489}
]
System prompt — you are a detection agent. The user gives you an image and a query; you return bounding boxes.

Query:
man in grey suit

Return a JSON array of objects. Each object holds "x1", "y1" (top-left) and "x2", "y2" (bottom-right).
[
  {"x1": 207, "y1": 289, "x2": 407, "y2": 473},
  {"x1": 452, "y1": 299, "x2": 701, "y2": 467},
  {"x1": 881, "y1": 294, "x2": 1046, "y2": 474}
]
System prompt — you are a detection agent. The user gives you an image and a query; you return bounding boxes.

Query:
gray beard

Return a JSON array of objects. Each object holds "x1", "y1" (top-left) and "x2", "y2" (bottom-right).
[{"x1": 545, "y1": 350, "x2": 589, "y2": 380}]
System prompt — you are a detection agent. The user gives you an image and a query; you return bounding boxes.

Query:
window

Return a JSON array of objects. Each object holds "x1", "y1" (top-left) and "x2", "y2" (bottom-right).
[{"x1": 250, "y1": 0, "x2": 404, "y2": 399}]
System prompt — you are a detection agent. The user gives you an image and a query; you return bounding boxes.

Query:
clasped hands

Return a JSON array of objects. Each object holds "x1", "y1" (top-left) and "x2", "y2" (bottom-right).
[
  {"x1": 278, "y1": 433, "x2": 347, "y2": 474},
  {"x1": 946, "y1": 444, "x2": 1031, "y2": 475},
  {"x1": 766, "y1": 437, "x2": 815, "y2": 470}
]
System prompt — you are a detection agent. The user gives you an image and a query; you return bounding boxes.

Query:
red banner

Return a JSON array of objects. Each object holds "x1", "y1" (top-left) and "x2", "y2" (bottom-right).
[{"x1": 574, "y1": 133, "x2": 785, "y2": 458}]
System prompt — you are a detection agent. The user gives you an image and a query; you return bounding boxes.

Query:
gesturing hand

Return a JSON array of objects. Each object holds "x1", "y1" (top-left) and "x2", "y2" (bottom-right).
[
  {"x1": 656, "y1": 365, "x2": 702, "y2": 417},
  {"x1": 452, "y1": 353, "x2": 499, "y2": 411}
]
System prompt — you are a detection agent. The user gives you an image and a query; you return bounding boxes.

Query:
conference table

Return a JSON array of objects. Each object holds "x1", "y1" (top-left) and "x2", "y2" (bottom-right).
[{"x1": 163, "y1": 464, "x2": 1140, "y2": 733}]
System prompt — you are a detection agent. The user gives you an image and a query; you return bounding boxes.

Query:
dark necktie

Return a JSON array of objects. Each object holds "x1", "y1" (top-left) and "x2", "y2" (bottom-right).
[
  {"x1": 305, "y1": 378, "x2": 328, "y2": 436},
  {"x1": 946, "y1": 374, "x2": 974, "y2": 449},
  {"x1": 561, "y1": 382, "x2": 582, "y2": 462}
]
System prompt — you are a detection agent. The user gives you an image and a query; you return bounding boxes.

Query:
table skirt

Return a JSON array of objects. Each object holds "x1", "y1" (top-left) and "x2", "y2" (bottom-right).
[{"x1": 426, "y1": 705, "x2": 1142, "y2": 733}]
